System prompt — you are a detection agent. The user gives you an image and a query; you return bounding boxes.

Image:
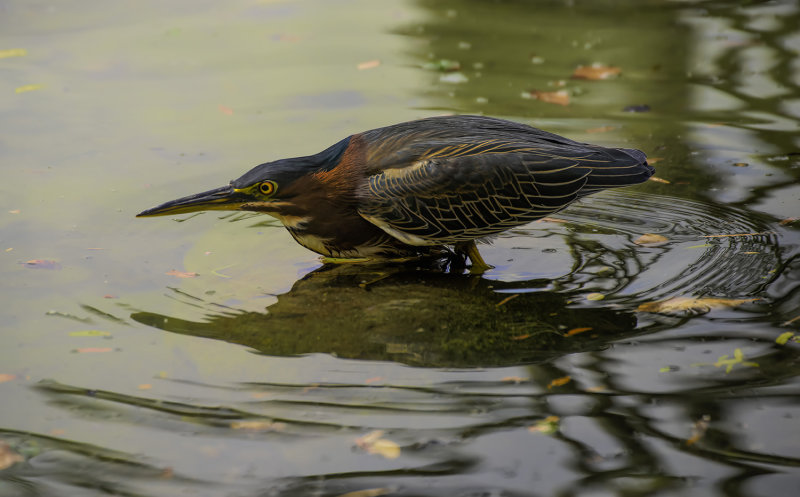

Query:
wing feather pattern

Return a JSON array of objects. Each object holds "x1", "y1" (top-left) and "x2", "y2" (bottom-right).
[{"x1": 355, "y1": 115, "x2": 652, "y2": 246}]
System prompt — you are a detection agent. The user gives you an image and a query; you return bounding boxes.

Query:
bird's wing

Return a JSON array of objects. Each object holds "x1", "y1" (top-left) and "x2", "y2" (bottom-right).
[{"x1": 357, "y1": 141, "x2": 634, "y2": 245}]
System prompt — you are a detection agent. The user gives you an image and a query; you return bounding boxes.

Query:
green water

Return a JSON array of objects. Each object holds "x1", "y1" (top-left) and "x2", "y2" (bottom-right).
[{"x1": 1, "y1": 1, "x2": 799, "y2": 496}]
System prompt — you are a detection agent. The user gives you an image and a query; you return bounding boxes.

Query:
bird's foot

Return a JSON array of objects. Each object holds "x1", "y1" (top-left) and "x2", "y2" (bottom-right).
[{"x1": 454, "y1": 241, "x2": 494, "y2": 274}]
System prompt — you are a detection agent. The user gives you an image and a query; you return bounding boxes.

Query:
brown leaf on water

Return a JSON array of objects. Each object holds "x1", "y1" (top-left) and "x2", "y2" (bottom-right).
[
  {"x1": 634, "y1": 233, "x2": 669, "y2": 246},
  {"x1": 138, "y1": 384, "x2": 152, "y2": 390},
  {"x1": 586, "y1": 125, "x2": 616, "y2": 134},
  {"x1": 336, "y1": 488, "x2": 393, "y2": 497},
  {"x1": 511, "y1": 333, "x2": 531, "y2": 341},
  {"x1": 165, "y1": 269, "x2": 198, "y2": 278},
  {"x1": 496, "y1": 294, "x2": 520, "y2": 307},
  {"x1": 779, "y1": 217, "x2": 797, "y2": 225},
  {"x1": 9, "y1": 209, "x2": 20, "y2": 214},
  {"x1": 0, "y1": 441, "x2": 24, "y2": 470},
  {"x1": 23, "y1": 259, "x2": 61, "y2": 269},
  {"x1": 637, "y1": 296, "x2": 759, "y2": 314},
  {"x1": 218, "y1": 105, "x2": 233, "y2": 116},
  {"x1": 0, "y1": 374, "x2": 17, "y2": 383},
  {"x1": 547, "y1": 376, "x2": 571, "y2": 389},
  {"x1": 648, "y1": 176, "x2": 671, "y2": 184},
  {"x1": 686, "y1": 415, "x2": 710, "y2": 446},
  {"x1": 357, "y1": 59, "x2": 381, "y2": 70},
  {"x1": 572, "y1": 64, "x2": 621, "y2": 80},
  {"x1": 565, "y1": 327, "x2": 592, "y2": 337},
  {"x1": 355, "y1": 430, "x2": 400, "y2": 459},
  {"x1": 524, "y1": 90, "x2": 569, "y2": 106},
  {"x1": 502, "y1": 376, "x2": 528, "y2": 383}
]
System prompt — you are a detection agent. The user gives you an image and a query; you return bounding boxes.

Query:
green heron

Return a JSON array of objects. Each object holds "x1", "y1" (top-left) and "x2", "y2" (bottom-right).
[{"x1": 138, "y1": 115, "x2": 653, "y2": 270}]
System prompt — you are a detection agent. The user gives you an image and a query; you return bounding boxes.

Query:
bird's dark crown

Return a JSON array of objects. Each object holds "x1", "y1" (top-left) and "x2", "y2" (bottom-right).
[{"x1": 231, "y1": 136, "x2": 352, "y2": 190}]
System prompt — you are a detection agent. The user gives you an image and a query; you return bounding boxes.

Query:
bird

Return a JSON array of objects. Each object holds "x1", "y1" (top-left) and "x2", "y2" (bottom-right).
[{"x1": 137, "y1": 115, "x2": 653, "y2": 270}]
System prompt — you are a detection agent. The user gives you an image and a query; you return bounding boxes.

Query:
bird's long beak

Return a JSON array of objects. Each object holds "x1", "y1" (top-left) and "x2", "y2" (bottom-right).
[{"x1": 136, "y1": 185, "x2": 249, "y2": 217}]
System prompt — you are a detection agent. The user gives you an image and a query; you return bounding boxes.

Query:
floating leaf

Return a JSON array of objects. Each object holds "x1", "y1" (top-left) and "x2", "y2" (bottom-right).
[
  {"x1": 9, "y1": 209, "x2": 20, "y2": 214},
  {"x1": 218, "y1": 105, "x2": 233, "y2": 115},
  {"x1": 511, "y1": 333, "x2": 531, "y2": 341},
  {"x1": 355, "y1": 430, "x2": 401, "y2": 459},
  {"x1": 69, "y1": 330, "x2": 111, "y2": 337},
  {"x1": 565, "y1": 327, "x2": 592, "y2": 337},
  {"x1": 714, "y1": 348, "x2": 758, "y2": 373},
  {"x1": 646, "y1": 157, "x2": 664, "y2": 164},
  {"x1": 524, "y1": 89, "x2": 570, "y2": 106},
  {"x1": 648, "y1": 176, "x2": 671, "y2": 184},
  {"x1": 0, "y1": 48, "x2": 27, "y2": 59},
  {"x1": 733, "y1": 162, "x2": 748, "y2": 167},
  {"x1": 634, "y1": 233, "x2": 669, "y2": 246},
  {"x1": 779, "y1": 217, "x2": 797, "y2": 226},
  {"x1": 15, "y1": 84, "x2": 43, "y2": 93},
  {"x1": 138, "y1": 384, "x2": 152, "y2": 390},
  {"x1": 0, "y1": 374, "x2": 17, "y2": 383},
  {"x1": 74, "y1": 347, "x2": 113, "y2": 353},
  {"x1": 165, "y1": 269, "x2": 198, "y2": 278},
  {"x1": 537, "y1": 217, "x2": 568, "y2": 224},
  {"x1": 637, "y1": 296, "x2": 759, "y2": 314},
  {"x1": 357, "y1": 59, "x2": 380, "y2": 70},
  {"x1": 586, "y1": 125, "x2": 616, "y2": 134},
  {"x1": 496, "y1": 294, "x2": 520, "y2": 307},
  {"x1": 586, "y1": 293, "x2": 605, "y2": 301},
  {"x1": 0, "y1": 442, "x2": 24, "y2": 470},
  {"x1": 547, "y1": 376, "x2": 571, "y2": 389},
  {"x1": 22, "y1": 259, "x2": 61, "y2": 269},
  {"x1": 572, "y1": 64, "x2": 621, "y2": 80},
  {"x1": 528, "y1": 415, "x2": 560, "y2": 434},
  {"x1": 775, "y1": 332, "x2": 795, "y2": 345},
  {"x1": 686, "y1": 415, "x2": 710, "y2": 446},
  {"x1": 230, "y1": 420, "x2": 286, "y2": 431},
  {"x1": 502, "y1": 376, "x2": 528, "y2": 383}
]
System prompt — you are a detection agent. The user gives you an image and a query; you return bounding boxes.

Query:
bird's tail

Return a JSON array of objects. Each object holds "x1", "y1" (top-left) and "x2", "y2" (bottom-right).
[{"x1": 583, "y1": 147, "x2": 654, "y2": 192}]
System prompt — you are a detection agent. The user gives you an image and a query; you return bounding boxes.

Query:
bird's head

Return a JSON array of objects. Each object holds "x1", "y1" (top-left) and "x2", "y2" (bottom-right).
[{"x1": 136, "y1": 137, "x2": 354, "y2": 219}]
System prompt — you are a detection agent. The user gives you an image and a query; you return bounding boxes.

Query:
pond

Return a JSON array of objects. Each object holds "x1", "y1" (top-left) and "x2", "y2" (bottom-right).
[{"x1": 1, "y1": 0, "x2": 799, "y2": 496}]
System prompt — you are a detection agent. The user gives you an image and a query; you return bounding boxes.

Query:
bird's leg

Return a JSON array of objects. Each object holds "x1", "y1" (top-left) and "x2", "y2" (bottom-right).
[{"x1": 454, "y1": 241, "x2": 493, "y2": 273}]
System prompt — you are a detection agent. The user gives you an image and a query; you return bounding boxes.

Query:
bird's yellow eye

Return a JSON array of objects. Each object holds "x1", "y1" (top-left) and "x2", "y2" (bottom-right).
[{"x1": 258, "y1": 181, "x2": 277, "y2": 196}]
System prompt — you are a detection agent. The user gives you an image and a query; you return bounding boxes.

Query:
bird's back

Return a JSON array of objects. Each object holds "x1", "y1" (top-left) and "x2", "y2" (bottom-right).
[{"x1": 355, "y1": 115, "x2": 653, "y2": 245}]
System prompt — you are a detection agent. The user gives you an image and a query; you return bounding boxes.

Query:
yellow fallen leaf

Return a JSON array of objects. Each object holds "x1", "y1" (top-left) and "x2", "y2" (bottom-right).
[
  {"x1": 355, "y1": 430, "x2": 401, "y2": 459},
  {"x1": 572, "y1": 64, "x2": 621, "y2": 80},
  {"x1": 528, "y1": 415, "x2": 560, "y2": 434},
  {"x1": 648, "y1": 176, "x2": 670, "y2": 184},
  {"x1": 565, "y1": 327, "x2": 592, "y2": 337},
  {"x1": 357, "y1": 59, "x2": 380, "y2": 70},
  {"x1": 586, "y1": 293, "x2": 605, "y2": 301},
  {"x1": 15, "y1": 84, "x2": 43, "y2": 93},
  {"x1": 634, "y1": 233, "x2": 669, "y2": 246},
  {"x1": 637, "y1": 296, "x2": 759, "y2": 314},
  {"x1": 496, "y1": 294, "x2": 520, "y2": 307},
  {"x1": 0, "y1": 48, "x2": 27, "y2": 59},
  {"x1": 547, "y1": 376, "x2": 571, "y2": 389},
  {"x1": 230, "y1": 420, "x2": 287, "y2": 431},
  {"x1": 775, "y1": 332, "x2": 794, "y2": 345},
  {"x1": 69, "y1": 330, "x2": 111, "y2": 337}
]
